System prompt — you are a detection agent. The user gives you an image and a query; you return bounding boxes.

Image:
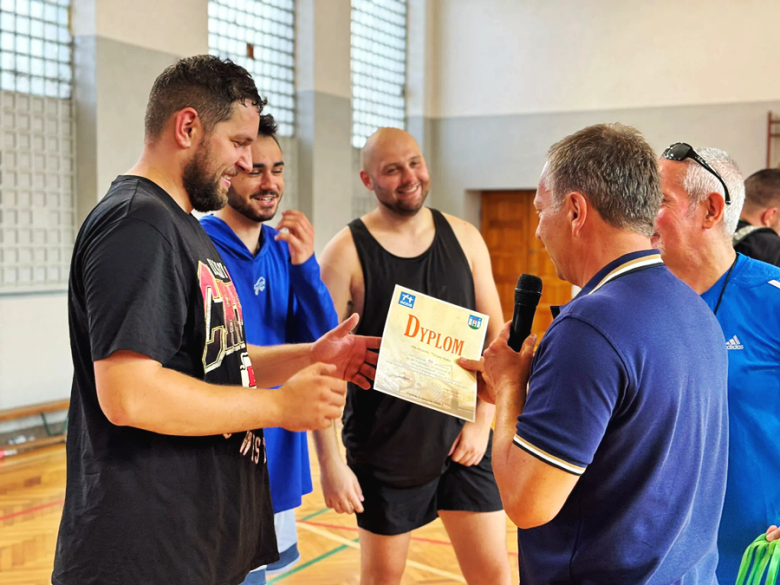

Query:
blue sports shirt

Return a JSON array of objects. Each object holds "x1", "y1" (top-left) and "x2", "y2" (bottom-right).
[
  {"x1": 201, "y1": 215, "x2": 339, "y2": 512},
  {"x1": 701, "y1": 254, "x2": 780, "y2": 585},
  {"x1": 515, "y1": 250, "x2": 729, "y2": 585}
]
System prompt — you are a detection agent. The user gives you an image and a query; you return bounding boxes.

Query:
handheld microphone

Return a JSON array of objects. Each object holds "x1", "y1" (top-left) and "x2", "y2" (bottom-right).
[{"x1": 508, "y1": 274, "x2": 543, "y2": 352}]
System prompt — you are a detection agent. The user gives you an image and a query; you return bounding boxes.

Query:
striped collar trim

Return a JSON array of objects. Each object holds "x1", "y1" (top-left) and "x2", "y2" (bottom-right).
[{"x1": 588, "y1": 254, "x2": 664, "y2": 295}]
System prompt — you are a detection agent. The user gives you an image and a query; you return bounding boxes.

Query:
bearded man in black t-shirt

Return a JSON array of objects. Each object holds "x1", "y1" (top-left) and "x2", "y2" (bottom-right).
[{"x1": 53, "y1": 56, "x2": 379, "y2": 585}]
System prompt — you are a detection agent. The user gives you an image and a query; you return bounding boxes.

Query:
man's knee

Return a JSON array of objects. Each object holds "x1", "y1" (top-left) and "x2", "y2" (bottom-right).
[
  {"x1": 360, "y1": 562, "x2": 406, "y2": 585},
  {"x1": 462, "y1": 555, "x2": 512, "y2": 585},
  {"x1": 360, "y1": 551, "x2": 407, "y2": 585},
  {"x1": 359, "y1": 530, "x2": 410, "y2": 585}
]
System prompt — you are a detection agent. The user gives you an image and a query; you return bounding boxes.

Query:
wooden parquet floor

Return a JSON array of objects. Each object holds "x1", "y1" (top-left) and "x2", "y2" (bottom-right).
[
  {"x1": 0, "y1": 445, "x2": 67, "y2": 584},
  {"x1": 0, "y1": 440, "x2": 519, "y2": 584}
]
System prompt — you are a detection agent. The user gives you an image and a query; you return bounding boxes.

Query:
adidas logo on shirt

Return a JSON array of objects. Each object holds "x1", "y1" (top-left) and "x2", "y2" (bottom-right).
[{"x1": 726, "y1": 335, "x2": 744, "y2": 350}]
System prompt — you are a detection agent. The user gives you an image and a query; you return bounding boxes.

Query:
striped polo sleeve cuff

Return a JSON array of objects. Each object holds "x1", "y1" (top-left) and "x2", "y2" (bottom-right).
[{"x1": 513, "y1": 435, "x2": 587, "y2": 476}]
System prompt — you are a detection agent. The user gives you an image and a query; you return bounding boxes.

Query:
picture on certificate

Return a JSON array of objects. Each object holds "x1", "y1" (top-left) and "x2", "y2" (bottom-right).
[{"x1": 373, "y1": 285, "x2": 489, "y2": 422}]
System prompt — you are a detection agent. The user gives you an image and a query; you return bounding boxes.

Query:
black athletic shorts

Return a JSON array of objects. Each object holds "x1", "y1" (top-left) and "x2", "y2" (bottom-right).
[{"x1": 349, "y1": 434, "x2": 504, "y2": 536}]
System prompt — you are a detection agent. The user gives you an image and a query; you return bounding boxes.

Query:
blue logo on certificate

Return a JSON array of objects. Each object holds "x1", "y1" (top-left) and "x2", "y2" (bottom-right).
[
  {"x1": 468, "y1": 315, "x2": 483, "y2": 330},
  {"x1": 399, "y1": 292, "x2": 416, "y2": 309}
]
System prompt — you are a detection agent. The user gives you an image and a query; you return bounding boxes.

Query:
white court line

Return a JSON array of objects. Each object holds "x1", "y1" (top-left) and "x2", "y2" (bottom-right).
[{"x1": 296, "y1": 521, "x2": 468, "y2": 583}]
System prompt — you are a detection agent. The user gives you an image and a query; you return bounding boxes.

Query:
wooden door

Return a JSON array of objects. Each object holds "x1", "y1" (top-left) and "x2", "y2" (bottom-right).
[{"x1": 481, "y1": 190, "x2": 572, "y2": 340}]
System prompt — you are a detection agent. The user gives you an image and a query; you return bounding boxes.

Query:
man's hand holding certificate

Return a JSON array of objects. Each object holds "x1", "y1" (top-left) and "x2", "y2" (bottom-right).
[{"x1": 373, "y1": 285, "x2": 489, "y2": 421}]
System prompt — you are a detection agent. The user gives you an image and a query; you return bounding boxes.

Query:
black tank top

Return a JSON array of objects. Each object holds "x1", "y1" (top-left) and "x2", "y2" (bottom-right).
[{"x1": 345, "y1": 209, "x2": 477, "y2": 487}]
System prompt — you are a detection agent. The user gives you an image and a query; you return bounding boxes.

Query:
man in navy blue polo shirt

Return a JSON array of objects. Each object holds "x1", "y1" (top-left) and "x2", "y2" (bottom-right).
[
  {"x1": 653, "y1": 144, "x2": 780, "y2": 585},
  {"x1": 463, "y1": 124, "x2": 729, "y2": 584}
]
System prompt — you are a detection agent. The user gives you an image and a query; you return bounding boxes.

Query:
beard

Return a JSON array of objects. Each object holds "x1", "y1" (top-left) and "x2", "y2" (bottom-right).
[
  {"x1": 226, "y1": 188, "x2": 282, "y2": 223},
  {"x1": 182, "y1": 145, "x2": 228, "y2": 213},
  {"x1": 376, "y1": 184, "x2": 429, "y2": 217}
]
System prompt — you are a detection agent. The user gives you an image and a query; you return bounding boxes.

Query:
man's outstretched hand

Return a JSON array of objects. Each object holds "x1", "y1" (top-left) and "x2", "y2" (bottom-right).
[{"x1": 312, "y1": 314, "x2": 381, "y2": 389}]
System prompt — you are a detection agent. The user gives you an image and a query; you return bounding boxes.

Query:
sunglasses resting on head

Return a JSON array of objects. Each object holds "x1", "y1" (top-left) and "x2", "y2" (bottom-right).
[{"x1": 662, "y1": 142, "x2": 731, "y2": 205}]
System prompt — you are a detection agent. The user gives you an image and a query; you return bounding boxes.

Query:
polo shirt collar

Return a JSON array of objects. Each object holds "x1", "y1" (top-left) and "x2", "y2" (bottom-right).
[
  {"x1": 579, "y1": 250, "x2": 664, "y2": 296},
  {"x1": 551, "y1": 250, "x2": 663, "y2": 318}
]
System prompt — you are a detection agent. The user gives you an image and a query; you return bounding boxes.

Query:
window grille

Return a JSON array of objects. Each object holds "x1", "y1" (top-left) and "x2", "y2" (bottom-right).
[
  {"x1": 0, "y1": 0, "x2": 73, "y2": 293},
  {"x1": 208, "y1": 0, "x2": 296, "y2": 137},
  {"x1": 351, "y1": 0, "x2": 407, "y2": 149},
  {"x1": 0, "y1": 0, "x2": 72, "y2": 99}
]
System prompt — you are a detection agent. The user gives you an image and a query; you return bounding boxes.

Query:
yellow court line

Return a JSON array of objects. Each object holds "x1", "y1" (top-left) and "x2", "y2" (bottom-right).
[{"x1": 296, "y1": 521, "x2": 468, "y2": 583}]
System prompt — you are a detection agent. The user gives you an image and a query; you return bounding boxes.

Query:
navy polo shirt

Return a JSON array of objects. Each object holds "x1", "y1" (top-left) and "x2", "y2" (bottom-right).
[{"x1": 515, "y1": 250, "x2": 728, "y2": 585}]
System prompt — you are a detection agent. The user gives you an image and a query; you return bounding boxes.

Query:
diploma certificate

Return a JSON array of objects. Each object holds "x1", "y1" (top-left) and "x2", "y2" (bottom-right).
[{"x1": 373, "y1": 285, "x2": 489, "y2": 422}]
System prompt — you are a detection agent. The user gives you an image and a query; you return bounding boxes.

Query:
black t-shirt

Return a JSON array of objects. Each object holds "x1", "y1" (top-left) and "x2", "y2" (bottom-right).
[
  {"x1": 733, "y1": 219, "x2": 780, "y2": 267},
  {"x1": 344, "y1": 209, "x2": 476, "y2": 487},
  {"x1": 53, "y1": 176, "x2": 277, "y2": 585}
]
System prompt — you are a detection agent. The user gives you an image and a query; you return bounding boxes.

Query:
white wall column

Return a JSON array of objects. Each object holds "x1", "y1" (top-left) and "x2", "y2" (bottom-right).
[{"x1": 296, "y1": 0, "x2": 353, "y2": 253}]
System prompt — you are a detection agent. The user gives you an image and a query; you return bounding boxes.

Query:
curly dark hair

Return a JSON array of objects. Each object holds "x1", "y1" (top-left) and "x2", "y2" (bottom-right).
[
  {"x1": 144, "y1": 55, "x2": 264, "y2": 141},
  {"x1": 257, "y1": 113, "x2": 278, "y2": 138}
]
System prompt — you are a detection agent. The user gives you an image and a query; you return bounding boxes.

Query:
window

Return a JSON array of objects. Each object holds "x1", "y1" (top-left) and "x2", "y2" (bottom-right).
[
  {"x1": 0, "y1": 0, "x2": 74, "y2": 292},
  {"x1": 351, "y1": 0, "x2": 407, "y2": 149},
  {"x1": 0, "y1": 0, "x2": 71, "y2": 98},
  {"x1": 208, "y1": 0, "x2": 296, "y2": 137}
]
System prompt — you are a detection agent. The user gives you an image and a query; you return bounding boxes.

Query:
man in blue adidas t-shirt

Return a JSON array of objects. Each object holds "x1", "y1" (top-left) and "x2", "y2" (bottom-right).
[
  {"x1": 201, "y1": 114, "x2": 359, "y2": 584},
  {"x1": 653, "y1": 143, "x2": 780, "y2": 585},
  {"x1": 462, "y1": 124, "x2": 729, "y2": 584}
]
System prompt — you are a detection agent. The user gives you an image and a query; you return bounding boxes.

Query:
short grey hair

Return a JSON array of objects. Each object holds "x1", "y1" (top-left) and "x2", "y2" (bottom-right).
[
  {"x1": 543, "y1": 123, "x2": 661, "y2": 237},
  {"x1": 682, "y1": 147, "x2": 744, "y2": 236}
]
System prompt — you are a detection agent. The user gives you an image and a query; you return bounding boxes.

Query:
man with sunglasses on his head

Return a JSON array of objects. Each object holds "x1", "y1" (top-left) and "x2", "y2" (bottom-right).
[{"x1": 653, "y1": 143, "x2": 780, "y2": 585}]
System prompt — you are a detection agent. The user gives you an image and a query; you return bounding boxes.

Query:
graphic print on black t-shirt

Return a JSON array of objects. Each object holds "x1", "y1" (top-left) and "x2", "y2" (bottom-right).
[
  {"x1": 199, "y1": 258, "x2": 256, "y2": 387},
  {"x1": 198, "y1": 257, "x2": 266, "y2": 465}
]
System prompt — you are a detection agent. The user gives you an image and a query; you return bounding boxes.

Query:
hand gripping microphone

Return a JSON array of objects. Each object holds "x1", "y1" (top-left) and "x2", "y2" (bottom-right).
[{"x1": 507, "y1": 274, "x2": 543, "y2": 352}]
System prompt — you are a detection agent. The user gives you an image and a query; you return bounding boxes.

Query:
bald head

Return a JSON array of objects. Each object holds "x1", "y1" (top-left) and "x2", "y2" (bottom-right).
[
  {"x1": 361, "y1": 128, "x2": 423, "y2": 173},
  {"x1": 359, "y1": 127, "x2": 431, "y2": 217}
]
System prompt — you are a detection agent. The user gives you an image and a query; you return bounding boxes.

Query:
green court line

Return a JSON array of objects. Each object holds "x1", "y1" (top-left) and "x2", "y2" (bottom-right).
[
  {"x1": 300, "y1": 507, "x2": 329, "y2": 521},
  {"x1": 267, "y1": 538, "x2": 360, "y2": 583}
]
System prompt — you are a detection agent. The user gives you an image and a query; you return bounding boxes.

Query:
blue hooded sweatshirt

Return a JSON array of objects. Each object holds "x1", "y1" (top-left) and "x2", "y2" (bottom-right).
[{"x1": 201, "y1": 215, "x2": 339, "y2": 512}]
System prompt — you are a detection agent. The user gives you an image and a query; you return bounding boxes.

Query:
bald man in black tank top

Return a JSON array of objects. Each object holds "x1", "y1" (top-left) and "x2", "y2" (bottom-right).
[{"x1": 319, "y1": 128, "x2": 511, "y2": 585}]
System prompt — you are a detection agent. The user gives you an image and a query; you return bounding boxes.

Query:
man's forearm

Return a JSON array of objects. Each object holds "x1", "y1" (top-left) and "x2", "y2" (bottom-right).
[
  {"x1": 312, "y1": 416, "x2": 344, "y2": 468},
  {"x1": 475, "y1": 397, "x2": 496, "y2": 427},
  {"x1": 491, "y1": 382, "x2": 580, "y2": 528},
  {"x1": 247, "y1": 342, "x2": 313, "y2": 387},
  {"x1": 96, "y1": 357, "x2": 282, "y2": 436},
  {"x1": 492, "y1": 383, "x2": 526, "y2": 497}
]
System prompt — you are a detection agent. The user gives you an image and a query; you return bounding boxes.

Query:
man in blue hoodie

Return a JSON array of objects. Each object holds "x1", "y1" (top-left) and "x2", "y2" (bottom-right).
[{"x1": 201, "y1": 114, "x2": 358, "y2": 584}]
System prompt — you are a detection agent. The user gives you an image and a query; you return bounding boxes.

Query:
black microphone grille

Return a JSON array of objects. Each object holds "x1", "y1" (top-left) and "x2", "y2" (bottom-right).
[{"x1": 516, "y1": 273, "x2": 543, "y2": 294}]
